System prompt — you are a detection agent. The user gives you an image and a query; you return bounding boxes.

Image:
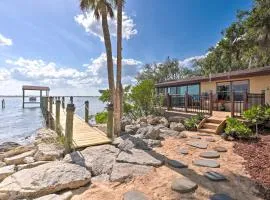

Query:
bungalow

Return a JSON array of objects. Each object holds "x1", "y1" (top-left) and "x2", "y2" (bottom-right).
[{"x1": 155, "y1": 66, "x2": 270, "y2": 118}]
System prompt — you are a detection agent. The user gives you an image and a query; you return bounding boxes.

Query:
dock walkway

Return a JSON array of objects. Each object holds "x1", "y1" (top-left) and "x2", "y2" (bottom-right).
[{"x1": 51, "y1": 104, "x2": 111, "y2": 148}]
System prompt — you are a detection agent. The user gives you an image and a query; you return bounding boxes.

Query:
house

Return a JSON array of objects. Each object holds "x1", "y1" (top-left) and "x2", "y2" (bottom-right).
[{"x1": 155, "y1": 66, "x2": 270, "y2": 133}]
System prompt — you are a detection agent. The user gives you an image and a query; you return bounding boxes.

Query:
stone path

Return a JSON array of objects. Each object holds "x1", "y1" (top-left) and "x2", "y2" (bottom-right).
[
  {"x1": 213, "y1": 146, "x2": 227, "y2": 152},
  {"x1": 200, "y1": 151, "x2": 220, "y2": 159},
  {"x1": 210, "y1": 193, "x2": 233, "y2": 200},
  {"x1": 193, "y1": 159, "x2": 220, "y2": 168},
  {"x1": 187, "y1": 141, "x2": 208, "y2": 149},
  {"x1": 204, "y1": 171, "x2": 227, "y2": 181},
  {"x1": 171, "y1": 177, "x2": 198, "y2": 193},
  {"x1": 123, "y1": 190, "x2": 148, "y2": 200},
  {"x1": 179, "y1": 148, "x2": 189, "y2": 155}
]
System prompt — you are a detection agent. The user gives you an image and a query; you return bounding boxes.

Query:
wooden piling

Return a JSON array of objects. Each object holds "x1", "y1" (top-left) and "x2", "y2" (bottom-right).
[
  {"x1": 209, "y1": 91, "x2": 213, "y2": 115},
  {"x1": 107, "y1": 103, "x2": 114, "y2": 139},
  {"x1": 70, "y1": 96, "x2": 73, "y2": 104},
  {"x1": 230, "y1": 90, "x2": 235, "y2": 117},
  {"x1": 64, "y1": 103, "x2": 75, "y2": 153},
  {"x1": 49, "y1": 96, "x2": 53, "y2": 129},
  {"x1": 44, "y1": 97, "x2": 48, "y2": 123},
  {"x1": 62, "y1": 97, "x2": 65, "y2": 108},
  {"x1": 85, "y1": 101, "x2": 89, "y2": 123},
  {"x1": 55, "y1": 100, "x2": 61, "y2": 135}
]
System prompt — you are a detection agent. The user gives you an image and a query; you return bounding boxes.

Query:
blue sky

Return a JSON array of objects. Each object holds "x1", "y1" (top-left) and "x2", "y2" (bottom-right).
[{"x1": 0, "y1": 0, "x2": 252, "y2": 95}]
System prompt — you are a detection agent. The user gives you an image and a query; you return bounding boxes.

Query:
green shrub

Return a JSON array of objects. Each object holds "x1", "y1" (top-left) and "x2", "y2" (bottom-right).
[
  {"x1": 95, "y1": 111, "x2": 108, "y2": 124},
  {"x1": 225, "y1": 117, "x2": 252, "y2": 138},
  {"x1": 184, "y1": 114, "x2": 204, "y2": 131}
]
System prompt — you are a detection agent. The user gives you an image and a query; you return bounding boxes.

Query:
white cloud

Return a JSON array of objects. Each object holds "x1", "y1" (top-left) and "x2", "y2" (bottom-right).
[
  {"x1": 0, "y1": 68, "x2": 10, "y2": 81},
  {"x1": 179, "y1": 55, "x2": 206, "y2": 68},
  {"x1": 74, "y1": 11, "x2": 137, "y2": 42},
  {"x1": 0, "y1": 34, "x2": 13, "y2": 46}
]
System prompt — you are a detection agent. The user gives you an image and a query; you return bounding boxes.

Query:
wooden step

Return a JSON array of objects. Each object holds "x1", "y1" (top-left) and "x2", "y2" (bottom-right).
[
  {"x1": 207, "y1": 117, "x2": 225, "y2": 124},
  {"x1": 198, "y1": 128, "x2": 216, "y2": 134},
  {"x1": 203, "y1": 123, "x2": 219, "y2": 129}
]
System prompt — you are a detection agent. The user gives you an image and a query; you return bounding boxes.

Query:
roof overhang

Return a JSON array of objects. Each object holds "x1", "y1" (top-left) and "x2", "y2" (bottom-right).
[{"x1": 22, "y1": 85, "x2": 50, "y2": 91}]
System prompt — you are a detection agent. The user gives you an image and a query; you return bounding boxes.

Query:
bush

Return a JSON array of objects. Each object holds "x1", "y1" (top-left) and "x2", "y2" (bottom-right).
[
  {"x1": 95, "y1": 111, "x2": 108, "y2": 124},
  {"x1": 225, "y1": 117, "x2": 252, "y2": 138},
  {"x1": 184, "y1": 114, "x2": 204, "y2": 131}
]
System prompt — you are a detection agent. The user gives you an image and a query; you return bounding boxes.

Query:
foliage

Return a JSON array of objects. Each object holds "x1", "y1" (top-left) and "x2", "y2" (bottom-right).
[
  {"x1": 95, "y1": 111, "x2": 108, "y2": 124},
  {"x1": 225, "y1": 117, "x2": 253, "y2": 138},
  {"x1": 184, "y1": 114, "x2": 204, "y2": 131},
  {"x1": 99, "y1": 89, "x2": 110, "y2": 103},
  {"x1": 197, "y1": 0, "x2": 270, "y2": 75}
]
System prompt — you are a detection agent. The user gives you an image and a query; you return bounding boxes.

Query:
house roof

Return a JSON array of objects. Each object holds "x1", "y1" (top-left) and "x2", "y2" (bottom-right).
[
  {"x1": 22, "y1": 85, "x2": 50, "y2": 91},
  {"x1": 155, "y1": 66, "x2": 270, "y2": 87}
]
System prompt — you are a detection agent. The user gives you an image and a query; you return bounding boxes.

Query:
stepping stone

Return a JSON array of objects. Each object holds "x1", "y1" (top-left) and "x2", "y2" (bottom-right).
[
  {"x1": 123, "y1": 190, "x2": 148, "y2": 200},
  {"x1": 190, "y1": 135, "x2": 201, "y2": 139},
  {"x1": 198, "y1": 133, "x2": 212, "y2": 137},
  {"x1": 204, "y1": 171, "x2": 227, "y2": 181},
  {"x1": 200, "y1": 151, "x2": 220, "y2": 159},
  {"x1": 179, "y1": 148, "x2": 189, "y2": 155},
  {"x1": 210, "y1": 193, "x2": 232, "y2": 200},
  {"x1": 213, "y1": 146, "x2": 227, "y2": 152},
  {"x1": 205, "y1": 138, "x2": 216, "y2": 142},
  {"x1": 171, "y1": 177, "x2": 198, "y2": 193},
  {"x1": 187, "y1": 141, "x2": 208, "y2": 149},
  {"x1": 193, "y1": 159, "x2": 220, "y2": 168},
  {"x1": 167, "y1": 159, "x2": 187, "y2": 168}
]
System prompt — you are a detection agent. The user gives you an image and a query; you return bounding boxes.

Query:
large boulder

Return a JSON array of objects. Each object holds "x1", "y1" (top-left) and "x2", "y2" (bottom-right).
[
  {"x1": 125, "y1": 124, "x2": 140, "y2": 135},
  {"x1": 147, "y1": 115, "x2": 160, "y2": 125},
  {"x1": 169, "y1": 122, "x2": 185, "y2": 132},
  {"x1": 0, "y1": 145, "x2": 35, "y2": 161},
  {"x1": 34, "y1": 143, "x2": 64, "y2": 161},
  {"x1": 121, "y1": 117, "x2": 133, "y2": 131},
  {"x1": 33, "y1": 191, "x2": 73, "y2": 200},
  {"x1": 136, "y1": 125, "x2": 164, "y2": 140},
  {"x1": 159, "y1": 117, "x2": 169, "y2": 127},
  {"x1": 63, "y1": 144, "x2": 119, "y2": 176},
  {"x1": 0, "y1": 165, "x2": 15, "y2": 181},
  {"x1": 116, "y1": 148, "x2": 163, "y2": 166},
  {"x1": 159, "y1": 128, "x2": 187, "y2": 139},
  {"x1": 110, "y1": 162, "x2": 152, "y2": 182},
  {"x1": 4, "y1": 150, "x2": 36, "y2": 165},
  {"x1": 34, "y1": 128, "x2": 58, "y2": 144},
  {"x1": 0, "y1": 142, "x2": 20, "y2": 153},
  {"x1": 17, "y1": 161, "x2": 50, "y2": 171},
  {"x1": 0, "y1": 161, "x2": 91, "y2": 199}
]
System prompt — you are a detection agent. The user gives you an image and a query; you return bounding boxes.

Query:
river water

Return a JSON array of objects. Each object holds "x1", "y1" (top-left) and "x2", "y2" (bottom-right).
[{"x1": 0, "y1": 97, "x2": 105, "y2": 144}]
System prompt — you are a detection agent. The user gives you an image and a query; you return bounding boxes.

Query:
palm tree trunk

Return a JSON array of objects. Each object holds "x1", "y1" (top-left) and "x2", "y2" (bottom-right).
[
  {"x1": 101, "y1": 8, "x2": 115, "y2": 104},
  {"x1": 114, "y1": 0, "x2": 123, "y2": 136}
]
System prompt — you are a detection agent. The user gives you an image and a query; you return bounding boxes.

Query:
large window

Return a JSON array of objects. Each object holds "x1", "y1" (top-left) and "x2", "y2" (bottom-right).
[
  {"x1": 188, "y1": 84, "x2": 200, "y2": 96},
  {"x1": 216, "y1": 80, "x2": 249, "y2": 101},
  {"x1": 177, "y1": 86, "x2": 187, "y2": 95},
  {"x1": 168, "y1": 87, "x2": 177, "y2": 94}
]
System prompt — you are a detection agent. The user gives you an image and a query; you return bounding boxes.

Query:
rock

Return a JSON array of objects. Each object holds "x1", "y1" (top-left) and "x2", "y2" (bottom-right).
[
  {"x1": 136, "y1": 117, "x2": 148, "y2": 125},
  {"x1": 91, "y1": 174, "x2": 110, "y2": 182},
  {"x1": 167, "y1": 159, "x2": 187, "y2": 168},
  {"x1": 114, "y1": 135, "x2": 150, "y2": 151},
  {"x1": 171, "y1": 177, "x2": 198, "y2": 193},
  {"x1": 0, "y1": 161, "x2": 91, "y2": 199},
  {"x1": 179, "y1": 148, "x2": 189, "y2": 155},
  {"x1": 33, "y1": 191, "x2": 73, "y2": 200},
  {"x1": 221, "y1": 133, "x2": 228, "y2": 140},
  {"x1": 110, "y1": 163, "x2": 152, "y2": 182},
  {"x1": 213, "y1": 146, "x2": 227, "y2": 152},
  {"x1": 0, "y1": 165, "x2": 15, "y2": 181},
  {"x1": 0, "y1": 145, "x2": 35, "y2": 160},
  {"x1": 0, "y1": 142, "x2": 20, "y2": 153},
  {"x1": 204, "y1": 171, "x2": 227, "y2": 181},
  {"x1": 123, "y1": 190, "x2": 148, "y2": 200},
  {"x1": 4, "y1": 150, "x2": 36, "y2": 165},
  {"x1": 190, "y1": 135, "x2": 201, "y2": 139},
  {"x1": 34, "y1": 128, "x2": 58, "y2": 144},
  {"x1": 147, "y1": 115, "x2": 161, "y2": 125},
  {"x1": 198, "y1": 133, "x2": 212, "y2": 137},
  {"x1": 116, "y1": 148, "x2": 163, "y2": 166},
  {"x1": 205, "y1": 138, "x2": 216, "y2": 142},
  {"x1": 125, "y1": 124, "x2": 140, "y2": 135},
  {"x1": 34, "y1": 143, "x2": 64, "y2": 161},
  {"x1": 193, "y1": 159, "x2": 220, "y2": 168},
  {"x1": 143, "y1": 139, "x2": 162, "y2": 148},
  {"x1": 169, "y1": 122, "x2": 185, "y2": 132},
  {"x1": 121, "y1": 117, "x2": 133, "y2": 131},
  {"x1": 23, "y1": 156, "x2": 35, "y2": 164},
  {"x1": 0, "y1": 161, "x2": 6, "y2": 167},
  {"x1": 17, "y1": 161, "x2": 50, "y2": 171},
  {"x1": 64, "y1": 144, "x2": 119, "y2": 176},
  {"x1": 0, "y1": 192, "x2": 8, "y2": 200},
  {"x1": 159, "y1": 129, "x2": 187, "y2": 138},
  {"x1": 136, "y1": 125, "x2": 163, "y2": 140},
  {"x1": 159, "y1": 117, "x2": 169, "y2": 127},
  {"x1": 200, "y1": 151, "x2": 220, "y2": 159},
  {"x1": 187, "y1": 141, "x2": 208, "y2": 149},
  {"x1": 210, "y1": 193, "x2": 233, "y2": 200}
]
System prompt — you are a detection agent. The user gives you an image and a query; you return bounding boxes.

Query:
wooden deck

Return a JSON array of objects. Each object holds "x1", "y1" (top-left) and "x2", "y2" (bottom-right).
[{"x1": 51, "y1": 104, "x2": 111, "y2": 148}]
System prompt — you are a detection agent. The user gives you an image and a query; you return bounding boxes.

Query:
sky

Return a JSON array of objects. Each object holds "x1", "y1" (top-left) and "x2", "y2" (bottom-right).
[{"x1": 0, "y1": 0, "x2": 253, "y2": 96}]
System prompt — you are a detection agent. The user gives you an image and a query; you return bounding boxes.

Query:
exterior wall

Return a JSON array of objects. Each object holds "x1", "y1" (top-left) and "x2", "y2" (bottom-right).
[{"x1": 200, "y1": 75, "x2": 270, "y2": 104}]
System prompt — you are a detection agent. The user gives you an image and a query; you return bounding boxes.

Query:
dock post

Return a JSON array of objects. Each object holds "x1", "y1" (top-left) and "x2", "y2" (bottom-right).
[
  {"x1": 22, "y1": 89, "x2": 25, "y2": 108},
  {"x1": 70, "y1": 96, "x2": 73, "y2": 104},
  {"x1": 49, "y1": 96, "x2": 53, "y2": 129},
  {"x1": 107, "y1": 103, "x2": 114, "y2": 139},
  {"x1": 85, "y1": 101, "x2": 89, "y2": 123},
  {"x1": 185, "y1": 91, "x2": 188, "y2": 112},
  {"x1": 65, "y1": 103, "x2": 75, "y2": 153},
  {"x1": 62, "y1": 97, "x2": 65, "y2": 108},
  {"x1": 44, "y1": 97, "x2": 48, "y2": 124},
  {"x1": 55, "y1": 100, "x2": 61, "y2": 135},
  {"x1": 40, "y1": 90, "x2": 42, "y2": 107}
]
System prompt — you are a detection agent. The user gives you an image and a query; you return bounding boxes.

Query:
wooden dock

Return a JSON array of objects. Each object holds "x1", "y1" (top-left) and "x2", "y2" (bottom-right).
[{"x1": 50, "y1": 101, "x2": 111, "y2": 149}]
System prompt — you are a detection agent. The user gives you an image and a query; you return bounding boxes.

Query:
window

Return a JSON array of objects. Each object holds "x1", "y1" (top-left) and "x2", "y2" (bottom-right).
[
  {"x1": 188, "y1": 84, "x2": 200, "y2": 96},
  {"x1": 177, "y1": 86, "x2": 187, "y2": 95},
  {"x1": 217, "y1": 82, "x2": 230, "y2": 101},
  {"x1": 168, "y1": 87, "x2": 177, "y2": 94}
]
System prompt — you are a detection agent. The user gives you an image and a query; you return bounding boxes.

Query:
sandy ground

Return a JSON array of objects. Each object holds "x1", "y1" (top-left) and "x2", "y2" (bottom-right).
[{"x1": 71, "y1": 131, "x2": 264, "y2": 200}]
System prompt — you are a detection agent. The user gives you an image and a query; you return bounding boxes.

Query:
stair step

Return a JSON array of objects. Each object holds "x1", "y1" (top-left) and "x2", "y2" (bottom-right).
[
  {"x1": 198, "y1": 128, "x2": 216, "y2": 134},
  {"x1": 207, "y1": 117, "x2": 225, "y2": 124},
  {"x1": 203, "y1": 123, "x2": 219, "y2": 129}
]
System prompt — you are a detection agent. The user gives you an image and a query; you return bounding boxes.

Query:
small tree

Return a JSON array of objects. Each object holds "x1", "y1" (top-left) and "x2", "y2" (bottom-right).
[{"x1": 243, "y1": 105, "x2": 264, "y2": 136}]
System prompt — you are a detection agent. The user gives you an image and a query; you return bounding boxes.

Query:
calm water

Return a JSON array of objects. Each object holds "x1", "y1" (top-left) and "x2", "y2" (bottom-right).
[{"x1": 0, "y1": 97, "x2": 105, "y2": 144}]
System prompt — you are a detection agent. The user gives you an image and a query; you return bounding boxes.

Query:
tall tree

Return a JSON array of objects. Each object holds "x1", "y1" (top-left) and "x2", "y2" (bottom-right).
[
  {"x1": 80, "y1": 0, "x2": 115, "y2": 103},
  {"x1": 114, "y1": 0, "x2": 123, "y2": 136}
]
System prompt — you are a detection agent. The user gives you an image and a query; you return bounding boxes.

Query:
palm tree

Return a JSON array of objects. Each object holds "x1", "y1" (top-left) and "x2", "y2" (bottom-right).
[
  {"x1": 80, "y1": 0, "x2": 115, "y2": 103},
  {"x1": 113, "y1": 0, "x2": 123, "y2": 136}
]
